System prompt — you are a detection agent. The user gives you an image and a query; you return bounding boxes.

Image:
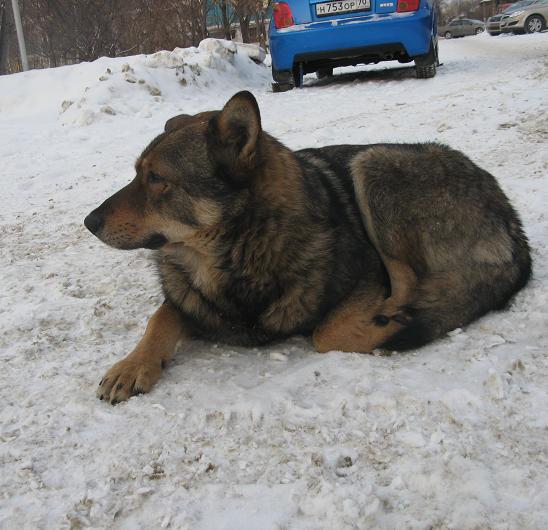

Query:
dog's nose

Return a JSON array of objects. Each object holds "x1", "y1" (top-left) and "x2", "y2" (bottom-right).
[{"x1": 84, "y1": 211, "x2": 104, "y2": 234}]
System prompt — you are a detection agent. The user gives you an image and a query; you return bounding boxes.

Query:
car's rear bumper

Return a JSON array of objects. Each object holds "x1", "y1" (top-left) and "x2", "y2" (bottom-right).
[{"x1": 269, "y1": 10, "x2": 434, "y2": 72}]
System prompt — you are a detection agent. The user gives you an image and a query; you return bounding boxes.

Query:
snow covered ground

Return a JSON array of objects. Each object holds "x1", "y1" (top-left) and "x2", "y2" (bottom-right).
[{"x1": 1, "y1": 33, "x2": 547, "y2": 529}]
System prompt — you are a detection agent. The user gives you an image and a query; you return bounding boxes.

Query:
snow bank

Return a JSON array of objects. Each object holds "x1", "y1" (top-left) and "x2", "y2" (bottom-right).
[
  {"x1": 59, "y1": 39, "x2": 270, "y2": 126},
  {"x1": 0, "y1": 39, "x2": 270, "y2": 125}
]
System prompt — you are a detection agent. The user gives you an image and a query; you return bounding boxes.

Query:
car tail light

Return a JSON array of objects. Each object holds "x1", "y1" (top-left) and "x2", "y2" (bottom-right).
[
  {"x1": 273, "y1": 2, "x2": 295, "y2": 29},
  {"x1": 397, "y1": 0, "x2": 420, "y2": 12}
]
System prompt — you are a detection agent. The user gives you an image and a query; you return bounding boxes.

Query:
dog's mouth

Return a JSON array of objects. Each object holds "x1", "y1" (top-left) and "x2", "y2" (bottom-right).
[{"x1": 142, "y1": 233, "x2": 168, "y2": 250}]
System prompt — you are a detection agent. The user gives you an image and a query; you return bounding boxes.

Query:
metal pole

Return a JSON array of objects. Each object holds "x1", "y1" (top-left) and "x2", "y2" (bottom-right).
[{"x1": 11, "y1": 0, "x2": 29, "y2": 71}]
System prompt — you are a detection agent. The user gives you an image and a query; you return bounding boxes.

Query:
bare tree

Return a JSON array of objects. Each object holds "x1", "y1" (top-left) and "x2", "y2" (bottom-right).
[
  {"x1": 217, "y1": 0, "x2": 233, "y2": 40},
  {"x1": 254, "y1": 0, "x2": 271, "y2": 48},
  {"x1": 0, "y1": 0, "x2": 14, "y2": 74},
  {"x1": 0, "y1": 0, "x2": 256, "y2": 73},
  {"x1": 231, "y1": 0, "x2": 271, "y2": 44}
]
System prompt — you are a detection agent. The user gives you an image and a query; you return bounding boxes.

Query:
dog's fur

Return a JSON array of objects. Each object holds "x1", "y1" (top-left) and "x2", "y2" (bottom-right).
[{"x1": 85, "y1": 91, "x2": 531, "y2": 404}]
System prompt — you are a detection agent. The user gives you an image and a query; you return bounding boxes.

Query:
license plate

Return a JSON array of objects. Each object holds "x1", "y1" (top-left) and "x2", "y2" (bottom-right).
[{"x1": 315, "y1": 0, "x2": 371, "y2": 17}]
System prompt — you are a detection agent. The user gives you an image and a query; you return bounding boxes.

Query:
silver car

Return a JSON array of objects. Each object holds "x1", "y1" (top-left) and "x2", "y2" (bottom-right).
[
  {"x1": 487, "y1": 0, "x2": 538, "y2": 35},
  {"x1": 500, "y1": 0, "x2": 548, "y2": 33},
  {"x1": 439, "y1": 18, "x2": 486, "y2": 39}
]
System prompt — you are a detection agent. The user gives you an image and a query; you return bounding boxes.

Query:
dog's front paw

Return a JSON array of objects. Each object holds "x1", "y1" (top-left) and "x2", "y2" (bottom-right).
[{"x1": 97, "y1": 355, "x2": 164, "y2": 405}]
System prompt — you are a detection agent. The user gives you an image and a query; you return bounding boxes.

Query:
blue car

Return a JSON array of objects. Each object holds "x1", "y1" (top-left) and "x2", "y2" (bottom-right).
[{"x1": 269, "y1": 0, "x2": 439, "y2": 89}]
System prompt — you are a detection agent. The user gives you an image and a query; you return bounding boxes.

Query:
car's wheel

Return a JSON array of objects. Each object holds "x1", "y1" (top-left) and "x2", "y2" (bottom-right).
[
  {"x1": 272, "y1": 67, "x2": 294, "y2": 90},
  {"x1": 415, "y1": 41, "x2": 438, "y2": 79},
  {"x1": 475, "y1": 27, "x2": 484, "y2": 34},
  {"x1": 272, "y1": 82, "x2": 293, "y2": 93},
  {"x1": 292, "y1": 63, "x2": 304, "y2": 88},
  {"x1": 316, "y1": 68, "x2": 333, "y2": 80},
  {"x1": 524, "y1": 15, "x2": 545, "y2": 33},
  {"x1": 488, "y1": 31, "x2": 500, "y2": 36},
  {"x1": 444, "y1": 31, "x2": 452, "y2": 39}
]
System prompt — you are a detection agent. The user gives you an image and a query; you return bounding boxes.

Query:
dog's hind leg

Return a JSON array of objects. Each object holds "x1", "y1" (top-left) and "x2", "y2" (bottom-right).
[
  {"x1": 313, "y1": 283, "x2": 406, "y2": 353},
  {"x1": 97, "y1": 301, "x2": 187, "y2": 404},
  {"x1": 347, "y1": 147, "x2": 437, "y2": 349},
  {"x1": 372, "y1": 255, "x2": 418, "y2": 320},
  {"x1": 312, "y1": 195, "x2": 425, "y2": 353},
  {"x1": 352, "y1": 177, "x2": 420, "y2": 328}
]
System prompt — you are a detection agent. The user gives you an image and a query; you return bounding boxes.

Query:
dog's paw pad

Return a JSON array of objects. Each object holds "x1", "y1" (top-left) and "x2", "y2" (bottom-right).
[
  {"x1": 373, "y1": 312, "x2": 412, "y2": 327},
  {"x1": 391, "y1": 313, "x2": 412, "y2": 326},
  {"x1": 373, "y1": 314, "x2": 390, "y2": 326}
]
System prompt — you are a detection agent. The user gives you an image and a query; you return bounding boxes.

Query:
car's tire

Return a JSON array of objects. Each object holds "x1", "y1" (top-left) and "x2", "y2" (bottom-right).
[
  {"x1": 292, "y1": 63, "x2": 304, "y2": 88},
  {"x1": 316, "y1": 68, "x2": 333, "y2": 80},
  {"x1": 444, "y1": 31, "x2": 452, "y2": 39},
  {"x1": 415, "y1": 41, "x2": 438, "y2": 79},
  {"x1": 272, "y1": 82, "x2": 293, "y2": 93},
  {"x1": 271, "y1": 67, "x2": 294, "y2": 92},
  {"x1": 524, "y1": 15, "x2": 545, "y2": 33},
  {"x1": 272, "y1": 67, "x2": 293, "y2": 84},
  {"x1": 475, "y1": 27, "x2": 484, "y2": 34},
  {"x1": 416, "y1": 62, "x2": 436, "y2": 79},
  {"x1": 488, "y1": 31, "x2": 500, "y2": 36}
]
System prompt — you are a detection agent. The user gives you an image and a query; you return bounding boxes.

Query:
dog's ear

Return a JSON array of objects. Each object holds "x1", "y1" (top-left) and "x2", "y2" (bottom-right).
[
  {"x1": 208, "y1": 91, "x2": 262, "y2": 185},
  {"x1": 165, "y1": 111, "x2": 221, "y2": 132},
  {"x1": 164, "y1": 114, "x2": 192, "y2": 132}
]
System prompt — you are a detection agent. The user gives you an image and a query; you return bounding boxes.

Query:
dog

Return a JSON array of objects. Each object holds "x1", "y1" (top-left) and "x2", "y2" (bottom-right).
[{"x1": 84, "y1": 91, "x2": 531, "y2": 404}]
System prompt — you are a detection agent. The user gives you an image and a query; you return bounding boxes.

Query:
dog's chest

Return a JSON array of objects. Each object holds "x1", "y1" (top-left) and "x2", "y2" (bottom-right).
[
  {"x1": 180, "y1": 249, "x2": 223, "y2": 297},
  {"x1": 157, "y1": 247, "x2": 321, "y2": 344},
  {"x1": 158, "y1": 249, "x2": 253, "y2": 330},
  {"x1": 159, "y1": 248, "x2": 224, "y2": 303}
]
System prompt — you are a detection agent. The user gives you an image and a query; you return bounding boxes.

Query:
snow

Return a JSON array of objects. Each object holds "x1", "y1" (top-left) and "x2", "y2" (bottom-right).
[{"x1": 1, "y1": 34, "x2": 547, "y2": 529}]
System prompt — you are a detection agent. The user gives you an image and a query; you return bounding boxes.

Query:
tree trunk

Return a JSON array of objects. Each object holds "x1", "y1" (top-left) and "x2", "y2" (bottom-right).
[
  {"x1": 0, "y1": 2, "x2": 12, "y2": 75},
  {"x1": 242, "y1": 15, "x2": 251, "y2": 42},
  {"x1": 236, "y1": 3, "x2": 250, "y2": 43},
  {"x1": 201, "y1": 0, "x2": 209, "y2": 40},
  {"x1": 45, "y1": 32, "x2": 57, "y2": 68},
  {"x1": 220, "y1": 0, "x2": 231, "y2": 40},
  {"x1": 256, "y1": 10, "x2": 266, "y2": 48}
]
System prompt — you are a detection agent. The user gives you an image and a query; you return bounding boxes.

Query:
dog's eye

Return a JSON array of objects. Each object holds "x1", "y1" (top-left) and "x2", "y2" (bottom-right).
[{"x1": 148, "y1": 172, "x2": 162, "y2": 185}]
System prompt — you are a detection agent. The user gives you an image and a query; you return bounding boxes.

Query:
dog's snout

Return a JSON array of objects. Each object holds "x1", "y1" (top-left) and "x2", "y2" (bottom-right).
[{"x1": 84, "y1": 211, "x2": 104, "y2": 234}]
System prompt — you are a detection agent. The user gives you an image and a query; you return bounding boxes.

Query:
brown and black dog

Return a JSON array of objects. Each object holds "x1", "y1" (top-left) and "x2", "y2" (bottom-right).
[{"x1": 85, "y1": 91, "x2": 531, "y2": 404}]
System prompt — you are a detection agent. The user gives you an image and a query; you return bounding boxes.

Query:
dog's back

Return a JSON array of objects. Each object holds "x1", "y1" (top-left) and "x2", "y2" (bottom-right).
[{"x1": 274, "y1": 140, "x2": 531, "y2": 350}]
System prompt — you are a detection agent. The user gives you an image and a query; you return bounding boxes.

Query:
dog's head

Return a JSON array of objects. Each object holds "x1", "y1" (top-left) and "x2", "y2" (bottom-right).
[{"x1": 84, "y1": 91, "x2": 263, "y2": 251}]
